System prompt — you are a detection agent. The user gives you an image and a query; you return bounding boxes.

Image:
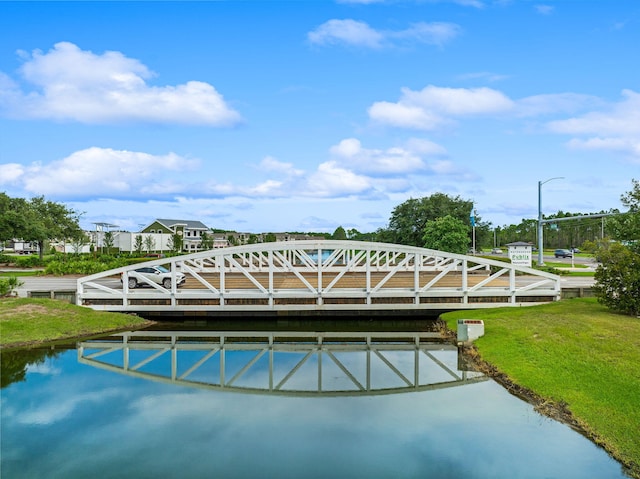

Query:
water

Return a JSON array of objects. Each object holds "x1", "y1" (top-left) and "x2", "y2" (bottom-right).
[{"x1": 1, "y1": 330, "x2": 629, "y2": 479}]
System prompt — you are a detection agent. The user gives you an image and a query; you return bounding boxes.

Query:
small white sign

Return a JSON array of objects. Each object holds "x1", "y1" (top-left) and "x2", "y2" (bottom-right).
[{"x1": 509, "y1": 246, "x2": 532, "y2": 267}]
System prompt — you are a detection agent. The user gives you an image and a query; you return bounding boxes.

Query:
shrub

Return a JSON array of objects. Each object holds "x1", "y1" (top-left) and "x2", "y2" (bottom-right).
[
  {"x1": 593, "y1": 242, "x2": 640, "y2": 316},
  {"x1": 0, "y1": 276, "x2": 23, "y2": 297},
  {"x1": 44, "y1": 257, "x2": 128, "y2": 275},
  {"x1": 14, "y1": 255, "x2": 44, "y2": 268}
]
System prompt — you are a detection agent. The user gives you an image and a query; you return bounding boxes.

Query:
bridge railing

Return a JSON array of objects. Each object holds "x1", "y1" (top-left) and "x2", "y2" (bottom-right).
[{"x1": 77, "y1": 240, "x2": 561, "y2": 313}]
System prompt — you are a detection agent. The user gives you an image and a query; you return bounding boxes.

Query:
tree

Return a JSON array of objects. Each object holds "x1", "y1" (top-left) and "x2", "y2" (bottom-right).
[
  {"x1": 69, "y1": 231, "x2": 89, "y2": 254},
  {"x1": 608, "y1": 178, "x2": 640, "y2": 252},
  {"x1": 0, "y1": 194, "x2": 28, "y2": 241},
  {"x1": 134, "y1": 235, "x2": 144, "y2": 255},
  {"x1": 332, "y1": 226, "x2": 347, "y2": 240},
  {"x1": 593, "y1": 180, "x2": 640, "y2": 316},
  {"x1": 422, "y1": 215, "x2": 470, "y2": 254},
  {"x1": 200, "y1": 232, "x2": 214, "y2": 250},
  {"x1": 385, "y1": 193, "x2": 483, "y2": 247},
  {"x1": 0, "y1": 194, "x2": 82, "y2": 260},
  {"x1": 167, "y1": 233, "x2": 183, "y2": 253},
  {"x1": 263, "y1": 233, "x2": 277, "y2": 243},
  {"x1": 144, "y1": 235, "x2": 156, "y2": 253},
  {"x1": 593, "y1": 242, "x2": 640, "y2": 316},
  {"x1": 346, "y1": 228, "x2": 376, "y2": 242},
  {"x1": 103, "y1": 231, "x2": 114, "y2": 253}
]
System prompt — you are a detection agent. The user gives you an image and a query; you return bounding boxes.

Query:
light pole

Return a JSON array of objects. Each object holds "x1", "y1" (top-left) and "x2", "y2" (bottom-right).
[{"x1": 537, "y1": 177, "x2": 564, "y2": 266}]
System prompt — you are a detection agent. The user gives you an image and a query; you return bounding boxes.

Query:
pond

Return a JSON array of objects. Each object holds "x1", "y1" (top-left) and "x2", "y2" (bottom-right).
[{"x1": 1, "y1": 326, "x2": 630, "y2": 479}]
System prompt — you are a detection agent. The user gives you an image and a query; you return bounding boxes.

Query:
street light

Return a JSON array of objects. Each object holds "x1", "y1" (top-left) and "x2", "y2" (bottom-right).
[{"x1": 537, "y1": 177, "x2": 564, "y2": 266}]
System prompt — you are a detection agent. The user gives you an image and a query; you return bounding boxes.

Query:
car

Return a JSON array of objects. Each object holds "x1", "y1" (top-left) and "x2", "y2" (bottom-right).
[
  {"x1": 570, "y1": 247, "x2": 581, "y2": 253},
  {"x1": 122, "y1": 265, "x2": 185, "y2": 289},
  {"x1": 554, "y1": 249, "x2": 573, "y2": 258},
  {"x1": 491, "y1": 248, "x2": 503, "y2": 254}
]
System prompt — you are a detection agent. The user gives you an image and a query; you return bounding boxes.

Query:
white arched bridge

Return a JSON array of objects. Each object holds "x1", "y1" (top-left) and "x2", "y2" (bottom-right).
[{"x1": 76, "y1": 240, "x2": 561, "y2": 315}]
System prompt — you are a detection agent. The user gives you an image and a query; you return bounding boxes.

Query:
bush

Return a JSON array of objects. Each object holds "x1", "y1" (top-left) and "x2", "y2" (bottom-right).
[
  {"x1": 14, "y1": 255, "x2": 44, "y2": 268},
  {"x1": 44, "y1": 257, "x2": 128, "y2": 275},
  {"x1": 0, "y1": 277, "x2": 23, "y2": 296},
  {"x1": 593, "y1": 242, "x2": 640, "y2": 316}
]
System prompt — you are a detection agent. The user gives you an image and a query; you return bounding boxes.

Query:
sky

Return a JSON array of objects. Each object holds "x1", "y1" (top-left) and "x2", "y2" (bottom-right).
[{"x1": 0, "y1": 1, "x2": 638, "y2": 234}]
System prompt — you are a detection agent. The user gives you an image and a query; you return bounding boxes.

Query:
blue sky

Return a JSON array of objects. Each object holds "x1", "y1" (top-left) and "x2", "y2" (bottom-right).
[{"x1": 1, "y1": 1, "x2": 638, "y2": 234}]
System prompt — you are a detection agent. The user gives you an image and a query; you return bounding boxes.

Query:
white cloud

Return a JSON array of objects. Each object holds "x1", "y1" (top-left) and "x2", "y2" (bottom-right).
[
  {"x1": 306, "y1": 161, "x2": 374, "y2": 197},
  {"x1": 405, "y1": 138, "x2": 448, "y2": 156},
  {"x1": 547, "y1": 89, "x2": 640, "y2": 161},
  {"x1": 368, "y1": 101, "x2": 447, "y2": 130},
  {"x1": 200, "y1": 138, "x2": 450, "y2": 200},
  {"x1": 1, "y1": 42, "x2": 242, "y2": 126},
  {"x1": 403, "y1": 85, "x2": 514, "y2": 115},
  {"x1": 516, "y1": 93, "x2": 602, "y2": 117},
  {"x1": 535, "y1": 5, "x2": 554, "y2": 15},
  {"x1": 329, "y1": 138, "x2": 427, "y2": 175},
  {"x1": 308, "y1": 19, "x2": 384, "y2": 48},
  {"x1": 567, "y1": 137, "x2": 640, "y2": 161},
  {"x1": 248, "y1": 179, "x2": 285, "y2": 196},
  {"x1": 5, "y1": 134, "x2": 470, "y2": 206},
  {"x1": 548, "y1": 89, "x2": 640, "y2": 136},
  {"x1": 0, "y1": 163, "x2": 25, "y2": 184},
  {"x1": 258, "y1": 156, "x2": 304, "y2": 177},
  {"x1": 456, "y1": 71, "x2": 509, "y2": 83},
  {"x1": 308, "y1": 20, "x2": 461, "y2": 49},
  {"x1": 13, "y1": 147, "x2": 199, "y2": 197},
  {"x1": 369, "y1": 85, "x2": 514, "y2": 130},
  {"x1": 368, "y1": 85, "x2": 615, "y2": 134},
  {"x1": 391, "y1": 22, "x2": 462, "y2": 47}
]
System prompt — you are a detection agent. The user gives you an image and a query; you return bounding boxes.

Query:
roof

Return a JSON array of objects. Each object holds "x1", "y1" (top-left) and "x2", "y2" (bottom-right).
[{"x1": 143, "y1": 219, "x2": 210, "y2": 231}]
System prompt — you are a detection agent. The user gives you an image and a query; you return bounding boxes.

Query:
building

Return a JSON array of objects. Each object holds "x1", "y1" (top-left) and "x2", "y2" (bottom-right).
[{"x1": 140, "y1": 219, "x2": 211, "y2": 253}]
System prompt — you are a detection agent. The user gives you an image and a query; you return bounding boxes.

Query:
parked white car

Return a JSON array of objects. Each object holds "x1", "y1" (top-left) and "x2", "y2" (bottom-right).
[{"x1": 123, "y1": 265, "x2": 185, "y2": 289}]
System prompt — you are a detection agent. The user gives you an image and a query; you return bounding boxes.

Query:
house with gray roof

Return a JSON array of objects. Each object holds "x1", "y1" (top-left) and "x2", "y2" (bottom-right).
[{"x1": 140, "y1": 219, "x2": 211, "y2": 252}]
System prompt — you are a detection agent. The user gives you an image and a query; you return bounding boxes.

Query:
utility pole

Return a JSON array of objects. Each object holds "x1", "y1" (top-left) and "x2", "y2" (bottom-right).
[{"x1": 538, "y1": 177, "x2": 564, "y2": 266}]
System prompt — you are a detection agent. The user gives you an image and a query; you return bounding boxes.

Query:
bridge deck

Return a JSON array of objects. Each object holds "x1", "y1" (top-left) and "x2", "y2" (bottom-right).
[{"x1": 180, "y1": 271, "x2": 506, "y2": 290}]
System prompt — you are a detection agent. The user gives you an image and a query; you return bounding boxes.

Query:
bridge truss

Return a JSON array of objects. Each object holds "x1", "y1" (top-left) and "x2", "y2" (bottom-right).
[
  {"x1": 78, "y1": 331, "x2": 486, "y2": 397},
  {"x1": 77, "y1": 240, "x2": 560, "y2": 313}
]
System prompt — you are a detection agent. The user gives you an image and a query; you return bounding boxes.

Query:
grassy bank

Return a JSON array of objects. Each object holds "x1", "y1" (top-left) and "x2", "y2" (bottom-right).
[
  {"x1": 442, "y1": 298, "x2": 640, "y2": 478},
  {"x1": 0, "y1": 297, "x2": 152, "y2": 349}
]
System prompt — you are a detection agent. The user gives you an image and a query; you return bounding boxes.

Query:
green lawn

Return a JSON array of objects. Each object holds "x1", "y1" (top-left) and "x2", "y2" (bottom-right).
[
  {"x1": 542, "y1": 261, "x2": 588, "y2": 269},
  {"x1": 443, "y1": 298, "x2": 640, "y2": 478},
  {"x1": 0, "y1": 271, "x2": 40, "y2": 277},
  {"x1": 0, "y1": 297, "x2": 152, "y2": 348}
]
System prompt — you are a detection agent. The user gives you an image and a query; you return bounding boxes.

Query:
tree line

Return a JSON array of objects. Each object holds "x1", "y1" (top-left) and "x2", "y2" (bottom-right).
[{"x1": 1, "y1": 180, "x2": 638, "y2": 315}]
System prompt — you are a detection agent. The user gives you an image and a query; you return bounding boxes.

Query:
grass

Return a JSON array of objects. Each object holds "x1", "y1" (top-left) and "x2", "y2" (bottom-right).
[
  {"x1": 442, "y1": 298, "x2": 640, "y2": 478},
  {"x1": 0, "y1": 271, "x2": 40, "y2": 277},
  {"x1": 564, "y1": 271, "x2": 596, "y2": 277},
  {"x1": 0, "y1": 297, "x2": 152, "y2": 349},
  {"x1": 543, "y1": 261, "x2": 589, "y2": 269}
]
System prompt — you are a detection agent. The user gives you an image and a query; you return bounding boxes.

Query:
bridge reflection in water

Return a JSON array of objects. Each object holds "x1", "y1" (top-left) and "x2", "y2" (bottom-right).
[{"x1": 78, "y1": 331, "x2": 486, "y2": 396}]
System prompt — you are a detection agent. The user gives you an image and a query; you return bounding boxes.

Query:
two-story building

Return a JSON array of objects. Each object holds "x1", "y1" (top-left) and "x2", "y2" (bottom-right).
[{"x1": 140, "y1": 219, "x2": 211, "y2": 252}]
